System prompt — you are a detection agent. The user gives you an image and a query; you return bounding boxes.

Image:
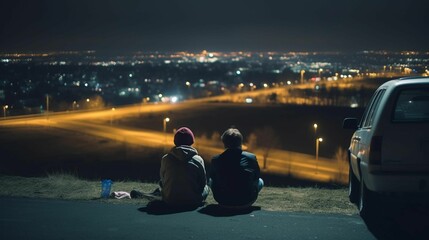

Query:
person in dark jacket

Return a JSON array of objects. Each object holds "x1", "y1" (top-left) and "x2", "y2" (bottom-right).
[{"x1": 209, "y1": 128, "x2": 263, "y2": 207}]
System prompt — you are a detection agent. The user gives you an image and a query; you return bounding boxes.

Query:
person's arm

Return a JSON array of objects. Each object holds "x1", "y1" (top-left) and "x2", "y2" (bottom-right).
[
  {"x1": 192, "y1": 155, "x2": 207, "y2": 190},
  {"x1": 243, "y1": 152, "x2": 260, "y2": 181},
  {"x1": 160, "y1": 154, "x2": 167, "y2": 184},
  {"x1": 253, "y1": 154, "x2": 261, "y2": 180},
  {"x1": 208, "y1": 156, "x2": 217, "y2": 187}
]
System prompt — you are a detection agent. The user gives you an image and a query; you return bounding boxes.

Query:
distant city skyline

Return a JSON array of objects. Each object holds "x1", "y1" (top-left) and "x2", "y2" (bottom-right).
[{"x1": 1, "y1": 0, "x2": 428, "y2": 53}]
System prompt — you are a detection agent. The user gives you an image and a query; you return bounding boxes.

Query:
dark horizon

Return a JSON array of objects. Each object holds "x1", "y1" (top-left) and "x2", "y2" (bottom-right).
[
  {"x1": 1, "y1": 49, "x2": 428, "y2": 56},
  {"x1": 1, "y1": 0, "x2": 429, "y2": 53}
]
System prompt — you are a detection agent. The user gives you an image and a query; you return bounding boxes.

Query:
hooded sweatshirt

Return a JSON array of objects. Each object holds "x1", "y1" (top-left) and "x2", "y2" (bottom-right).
[{"x1": 160, "y1": 145, "x2": 207, "y2": 206}]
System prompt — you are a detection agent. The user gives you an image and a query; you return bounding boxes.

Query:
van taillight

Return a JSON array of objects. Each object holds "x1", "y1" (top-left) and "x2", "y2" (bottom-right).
[{"x1": 369, "y1": 136, "x2": 383, "y2": 165}]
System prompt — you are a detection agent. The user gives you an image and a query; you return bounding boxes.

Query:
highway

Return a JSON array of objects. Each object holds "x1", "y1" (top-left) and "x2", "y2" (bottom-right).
[{"x1": 0, "y1": 101, "x2": 348, "y2": 184}]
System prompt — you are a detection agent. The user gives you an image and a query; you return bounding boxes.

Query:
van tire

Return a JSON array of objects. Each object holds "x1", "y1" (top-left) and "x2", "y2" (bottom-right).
[{"x1": 348, "y1": 164, "x2": 359, "y2": 204}]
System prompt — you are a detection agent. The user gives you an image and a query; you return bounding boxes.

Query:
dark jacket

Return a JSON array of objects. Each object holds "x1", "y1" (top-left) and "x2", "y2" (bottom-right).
[
  {"x1": 209, "y1": 148, "x2": 260, "y2": 206},
  {"x1": 160, "y1": 146, "x2": 207, "y2": 206}
]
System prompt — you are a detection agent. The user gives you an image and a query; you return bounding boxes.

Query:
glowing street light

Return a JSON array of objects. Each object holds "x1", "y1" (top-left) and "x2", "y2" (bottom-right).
[
  {"x1": 3, "y1": 105, "x2": 8, "y2": 118},
  {"x1": 313, "y1": 123, "x2": 318, "y2": 136},
  {"x1": 300, "y1": 70, "x2": 305, "y2": 83},
  {"x1": 163, "y1": 117, "x2": 170, "y2": 133},
  {"x1": 140, "y1": 97, "x2": 149, "y2": 113},
  {"x1": 315, "y1": 137, "x2": 323, "y2": 174},
  {"x1": 163, "y1": 117, "x2": 170, "y2": 147},
  {"x1": 110, "y1": 108, "x2": 115, "y2": 125}
]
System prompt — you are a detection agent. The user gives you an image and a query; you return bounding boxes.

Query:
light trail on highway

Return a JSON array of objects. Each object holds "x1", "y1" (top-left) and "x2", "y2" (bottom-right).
[{"x1": 0, "y1": 101, "x2": 347, "y2": 184}]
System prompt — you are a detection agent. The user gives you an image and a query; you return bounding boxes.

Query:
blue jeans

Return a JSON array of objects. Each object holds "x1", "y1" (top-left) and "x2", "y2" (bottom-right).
[{"x1": 257, "y1": 178, "x2": 264, "y2": 192}]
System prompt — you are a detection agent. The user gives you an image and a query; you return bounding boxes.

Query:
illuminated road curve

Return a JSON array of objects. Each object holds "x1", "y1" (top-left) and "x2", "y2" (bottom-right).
[{"x1": 0, "y1": 102, "x2": 346, "y2": 184}]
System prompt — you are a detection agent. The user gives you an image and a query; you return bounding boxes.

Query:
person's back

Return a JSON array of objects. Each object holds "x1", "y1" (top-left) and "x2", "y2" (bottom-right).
[
  {"x1": 160, "y1": 127, "x2": 208, "y2": 207},
  {"x1": 161, "y1": 145, "x2": 206, "y2": 206},
  {"x1": 209, "y1": 128, "x2": 263, "y2": 207},
  {"x1": 210, "y1": 148, "x2": 260, "y2": 206}
]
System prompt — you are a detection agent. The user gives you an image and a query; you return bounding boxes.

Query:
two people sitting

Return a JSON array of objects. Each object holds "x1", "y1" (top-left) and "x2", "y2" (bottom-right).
[{"x1": 145, "y1": 126, "x2": 263, "y2": 209}]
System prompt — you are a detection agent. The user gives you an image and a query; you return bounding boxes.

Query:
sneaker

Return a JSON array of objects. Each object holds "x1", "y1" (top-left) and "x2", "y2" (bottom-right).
[{"x1": 150, "y1": 188, "x2": 161, "y2": 196}]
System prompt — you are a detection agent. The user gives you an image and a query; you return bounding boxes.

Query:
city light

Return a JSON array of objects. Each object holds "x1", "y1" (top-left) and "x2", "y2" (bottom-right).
[
  {"x1": 3, "y1": 105, "x2": 8, "y2": 118},
  {"x1": 163, "y1": 117, "x2": 170, "y2": 145},
  {"x1": 0, "y1": 50, "x2": 426, "y2": 116},
  {"x1": 110, "y1": 108, "x2": 115, "y2": 125},
  {"x1": 315, "y1": 137, "x2": 323, "y2": 174}
]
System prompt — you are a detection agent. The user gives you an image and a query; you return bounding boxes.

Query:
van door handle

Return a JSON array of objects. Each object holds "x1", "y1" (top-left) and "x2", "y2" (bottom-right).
[{"x1": 353, "y1": 137, "x2": 361, "y2": 141}]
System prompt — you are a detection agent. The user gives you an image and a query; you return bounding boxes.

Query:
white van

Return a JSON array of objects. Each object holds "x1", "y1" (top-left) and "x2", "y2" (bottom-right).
[{"x1": 343, "y1": 77, "x2": 429, "y2": 216}]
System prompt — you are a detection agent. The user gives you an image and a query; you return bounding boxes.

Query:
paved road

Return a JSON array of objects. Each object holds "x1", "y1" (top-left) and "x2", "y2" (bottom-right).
[{"x1": 0, "y1": 197, "x2": 375, "y2": 240}]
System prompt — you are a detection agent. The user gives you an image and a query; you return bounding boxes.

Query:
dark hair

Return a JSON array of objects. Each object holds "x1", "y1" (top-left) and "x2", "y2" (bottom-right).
[{"x1": 221, "y1": 128, "x2": 243, "y2": 149}]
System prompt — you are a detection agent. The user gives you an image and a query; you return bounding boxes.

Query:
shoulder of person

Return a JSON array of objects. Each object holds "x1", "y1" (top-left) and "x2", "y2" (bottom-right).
[
  {"x1": 211, "y1": 154, "x2": 221, "y2": 161},
  {"x1": 192, "y1": 154, "x2": 204, "y2": 163},
  {"x1": 242, "y1": 151, "x2": 256, "y2": 159},
  {"x1": 162, "y1": 152, "x2": 173, "y2": 160},
  {"x1": 161, "y1": 153, "x2": 169, "y2": 161},
  {"x1": 189, "y1": 154, "x2": 207, "y2": 171}
]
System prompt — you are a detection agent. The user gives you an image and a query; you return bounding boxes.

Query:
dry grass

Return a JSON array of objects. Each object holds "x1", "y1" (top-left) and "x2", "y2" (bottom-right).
[
  {"x1": 0, "y1": 174, "x2": 357, "y2": 215},
  {"x1": 257, "y1": 186, "x2": 357, "y2": 215}
]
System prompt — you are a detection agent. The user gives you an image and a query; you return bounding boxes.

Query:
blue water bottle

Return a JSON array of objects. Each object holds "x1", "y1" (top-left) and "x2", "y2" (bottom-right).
[{"x1": 101, "y1": 179, "x2": 113, "y2": 199}]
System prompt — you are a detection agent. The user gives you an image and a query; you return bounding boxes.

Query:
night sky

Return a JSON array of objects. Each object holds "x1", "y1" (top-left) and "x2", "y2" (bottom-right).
[{"x1": 1, "y1": 0, "x2": 428, "y2": 53}]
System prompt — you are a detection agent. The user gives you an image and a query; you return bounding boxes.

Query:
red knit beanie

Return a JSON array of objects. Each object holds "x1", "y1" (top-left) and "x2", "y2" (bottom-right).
[{"x1": 174, "y1": 127, "x2": 195, "y2": 146}]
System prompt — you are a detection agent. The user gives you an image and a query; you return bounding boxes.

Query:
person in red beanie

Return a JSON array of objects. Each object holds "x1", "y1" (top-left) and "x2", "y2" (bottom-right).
[
  {"x1": 158, "y1": 127, "x2": 209, "y2": 207},
  {"x1": 132, "y1": 127, "x2": 209, "y2": 208}
]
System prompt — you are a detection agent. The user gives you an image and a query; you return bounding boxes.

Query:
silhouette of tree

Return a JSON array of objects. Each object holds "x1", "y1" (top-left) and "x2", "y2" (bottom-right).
[
  {"x1": 334, "y1": 147, "x2": 348, "y2": 184},
  {"x1": 246, "y1": 132, "x2": 257, "y2": 151},
  {"x1": 251, "y1": 126, "x2": 279, "y2": 169},
  {"x1": 210, "y1": 131, "x2": 222, "y2": 147}
]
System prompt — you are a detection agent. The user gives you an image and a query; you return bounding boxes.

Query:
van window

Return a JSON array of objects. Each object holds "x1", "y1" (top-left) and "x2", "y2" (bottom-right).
[
  {"x1": 392, "y1": 88, "x2": 429, "y2": 122},
  {"x1": 361, "y1": 89, "x2": 386, "y2": 128}
]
